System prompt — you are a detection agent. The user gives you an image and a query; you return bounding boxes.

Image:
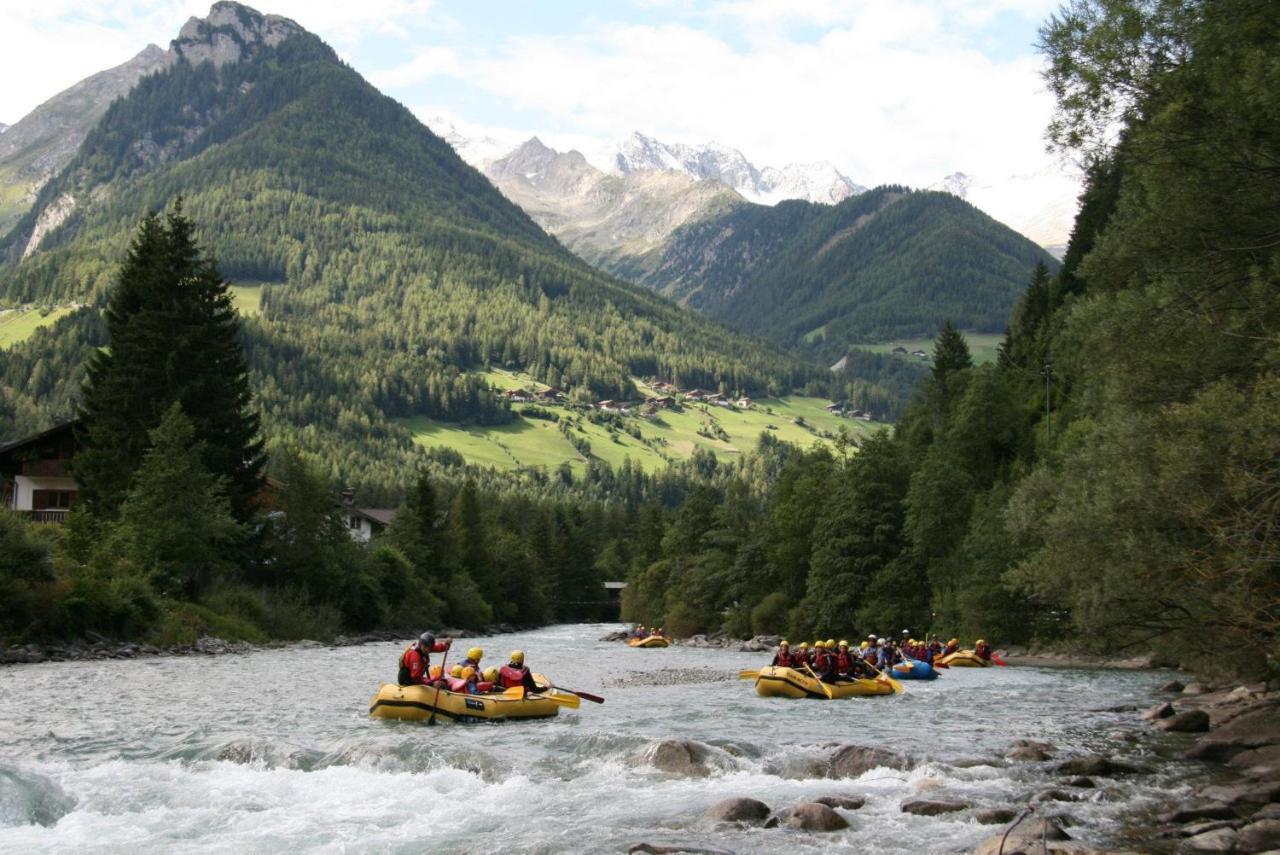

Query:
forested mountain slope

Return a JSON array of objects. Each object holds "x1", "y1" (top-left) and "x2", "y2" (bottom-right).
[
  {"x1": 0, "y1": 2, "x2": 812, "y2": 495},
  {"x1": 614, "y1": 186, "x2": 1057, "y2": 358}
]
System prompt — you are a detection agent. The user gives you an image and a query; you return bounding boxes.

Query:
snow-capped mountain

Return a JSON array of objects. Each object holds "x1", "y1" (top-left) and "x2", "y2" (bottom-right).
[
  {"x1": 425, "y1": 115, "x2": 521, "y2": 168},
  {"x1": 928, "y1": 167, "x2": 1079, "y2": 249},
  {"x1": 610, "y1": 132, "x2": 863, "y2": 205}
]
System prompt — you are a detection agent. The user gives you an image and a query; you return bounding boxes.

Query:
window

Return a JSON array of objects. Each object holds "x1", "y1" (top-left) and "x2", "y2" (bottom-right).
[{"x1": 32, "y1": 489, "x2": 77, "y2": 510}]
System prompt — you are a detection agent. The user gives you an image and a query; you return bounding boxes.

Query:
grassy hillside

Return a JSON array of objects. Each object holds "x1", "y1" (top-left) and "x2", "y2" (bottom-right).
[
  {"x1": 403, "y1": 370, "x2": 874, "y2": 474},
  {"x1": 0, "y1": 305, "x2": 78, "y2": 348},
  {"x1": 855, "y1": 332, "x2": 1004, "y2": 366}
]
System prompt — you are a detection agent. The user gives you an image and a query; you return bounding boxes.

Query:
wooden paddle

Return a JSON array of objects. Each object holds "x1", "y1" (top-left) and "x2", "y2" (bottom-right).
[
  {"x1": 802, "y1": 664, "x2": 834, "y2": 699},
  {"x1": 427, "y1": 645, "x2": 449, "y2": 727},
  {"x1": 861, "y1": 658, "x2": 905, "y2": 694}
]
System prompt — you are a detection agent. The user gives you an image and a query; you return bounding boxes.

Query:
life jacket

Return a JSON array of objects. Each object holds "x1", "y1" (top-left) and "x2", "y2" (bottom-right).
[
  {"x1": 444, "y1": 676, "x2": 468, "y2": 692},
  {"x1": 811, "y1": 650, "x2": 831, "y2": 673},
  {"x1": 499, "y1": 664, "x2": 529, "y2": 688},
  {"x1": 772, "y1": 650, "x2": 793, "y2": 667},
  {"x1": 476, "y1": 681, "x2": 494, "y2": 693},
  {"x1": 398, "y1": 645, "x2": 419, "y2": 685},
  {"x1": 975, "y1": 644, "x2": 992, "y2": 660},
  {"x1": 836, "y1": 651, "x2": 857, "y2": 673}
]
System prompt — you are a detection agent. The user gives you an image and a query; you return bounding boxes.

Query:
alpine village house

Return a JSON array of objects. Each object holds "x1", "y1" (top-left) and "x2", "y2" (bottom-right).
[{"x1": 1, "y1": 419, "x2": 393, "y2": 539}]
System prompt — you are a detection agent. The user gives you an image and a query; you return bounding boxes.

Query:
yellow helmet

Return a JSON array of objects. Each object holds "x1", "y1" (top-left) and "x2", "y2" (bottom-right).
[
  {"x1": 812, "y1": 640, "x2": 822, "y2": 649},
  {"x1": 428, "y1": 665, "x2": 443, "y2": 679},
  {"x1": 461, "y1": 666, "x2": 476, "y2": 680},
  {"x1": 779, "y1": 639, "x2": 789, "y2": 647},
  {"x1": 949, "y1": 638, "x2": 959, "y2": 646},
  {"x1": 860, "y1": 641, "x2": 869, "y2": 650},
  {"x1": 509, "y1": 650, "x2": 525, "y2": 665},
  {"x1": 483, "y1": 667, "x2": 498, "y2": 682},
  {"x1": 797, "y1": 642, "x2": 808, "y2": 650},
  {"x1": 976, "y1": 639, "x2": 986, "y2": 646},
  {"x1": 838, "y1": 640, "x2": 849, "y2": 648},
  {"x1": 467, "y1": 646, "x2": 483, "y2": 662},
  {"x1": 909, "y1": 638, "x2": 917, "y2": 645},
  {"x1": 450, "y1": 665, "x2": 463, "y2": 678},
  {"x1": 825, "y1": 639, "x2": 835, "y2": 648}
]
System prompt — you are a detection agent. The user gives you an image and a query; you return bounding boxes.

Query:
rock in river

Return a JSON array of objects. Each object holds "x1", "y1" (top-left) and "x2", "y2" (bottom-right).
[
  {"x1": 901, "y1": 798, "x2": 966, "y2": 816},
  {"x1": 640, "y1": 740, "x2": 711, "y2": 777},
  {"x1": 1236, "y1": 818, "x2": 1280, "y2": 853},
  {"x1": 974, "y1": 808, "x2": 1017, "y2": 824},
  {"x1": 702, "y1": 797, "x2": 770, "y2": 824},
  {"x1": 969, "y1": 817, "x2": 1071, "y2": 855},
  {"x1": 1155, "y1": 709, "x2": 1211, "y2": 732},
  {"x1": 827, "y1": 744, "x2": 911, "y2": 778},
  {"x1": 764, "y1": 802, "x2": 850, "y2": 832},
  {"x1": 815, "y1": 795, "x2": 865, "y2": 810},
  {"x1": 1055, "y1": 755, "x2": 1140, "y2": 776}
]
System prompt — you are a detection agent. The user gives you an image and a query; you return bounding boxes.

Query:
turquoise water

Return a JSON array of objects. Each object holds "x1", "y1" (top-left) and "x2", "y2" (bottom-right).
[{"x1": 0, "y1": 624, "x2": 1196, "y2": 853}]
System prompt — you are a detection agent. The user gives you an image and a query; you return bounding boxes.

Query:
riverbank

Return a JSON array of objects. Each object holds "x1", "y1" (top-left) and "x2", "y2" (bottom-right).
[{"x1": 0, "y1": 624, "x2": 533, "y2": 666}]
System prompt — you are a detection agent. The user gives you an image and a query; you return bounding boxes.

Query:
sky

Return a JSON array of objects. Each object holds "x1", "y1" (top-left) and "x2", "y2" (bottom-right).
[{"x1": 0, "y1": 0, "x2": 1080, "y2": 244}]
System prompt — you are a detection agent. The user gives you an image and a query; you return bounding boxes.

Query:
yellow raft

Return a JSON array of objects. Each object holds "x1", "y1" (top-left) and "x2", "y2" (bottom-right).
[
  {"x1": 754, "y1": 666, "x2": 895, "y2": 699},
  {"x1": 937, "y1": 650, "x2": 992, "y2": 668},
  {"x1": 628, "y1": 635, "x2": 670, "y2": 648},
  {"x1": 368, "y1": 682, "x2": 566, "y2": 723}
]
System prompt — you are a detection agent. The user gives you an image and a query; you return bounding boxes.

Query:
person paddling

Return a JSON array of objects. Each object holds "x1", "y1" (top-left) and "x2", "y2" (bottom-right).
[
  {"x1": 498, "y1": 650, "x2": 539, "y2": 693},
  {"x1": 398, "y1": 632, "x2": 453, "y2": 686},
  {"x1": 974, "y1": 639, "x2": 993, "y2": 661}
]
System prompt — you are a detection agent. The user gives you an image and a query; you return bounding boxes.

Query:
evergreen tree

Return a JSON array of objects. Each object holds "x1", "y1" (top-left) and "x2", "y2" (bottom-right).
[
  {"x1": 105, "y1": 403, "x2": 247, "y2": 597},
  {"x1": 932, "y1": 321, "x2": 973, "y2": 383},
  {"x1": 75, "y1": 204, "x2": 264, "y2": 519}
]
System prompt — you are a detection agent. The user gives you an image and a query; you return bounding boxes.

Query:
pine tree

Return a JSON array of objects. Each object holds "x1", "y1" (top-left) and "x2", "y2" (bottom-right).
[
  {"x1": 932, "y1": 321, "x2": 973, "y2": 383},
  {"x1": 107, "y1": 403, "x2": 246, "y2": 597},
  {"x1": 75, "y1": 203, "x2": 265, "y2": 519}
]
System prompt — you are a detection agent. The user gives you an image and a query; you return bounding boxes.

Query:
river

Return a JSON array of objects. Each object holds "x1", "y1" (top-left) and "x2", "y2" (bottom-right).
[{"x1": 0, "y1": 623, "x2": 1200, "y2": 853}]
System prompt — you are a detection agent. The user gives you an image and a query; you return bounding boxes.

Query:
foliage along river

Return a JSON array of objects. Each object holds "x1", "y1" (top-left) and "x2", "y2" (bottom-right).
[{"x1": 0, "y1": 623, "x2": 1199, "y2": 853}]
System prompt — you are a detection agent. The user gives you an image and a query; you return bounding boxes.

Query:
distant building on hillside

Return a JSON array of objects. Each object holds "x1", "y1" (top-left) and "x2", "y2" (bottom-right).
[
  {"x1": 0, "y1": 420, "x2": 80, "y2": 523},
  {"x1": 504, "y1": 389, "x2": 534, "y2": 403},
  {"x1": 892, "y1": 346, "x2": 908, "y2": 355},
  {"x1": 735, "y1": 396, "x2": 753, "y2": 409},
  {"x1": 912, "y1": 350, "x2": 929, "y2": 359},
  {"x1": 647, "y1": 395, "x2": 675, "y2": 409},
  {"x1": 338, "y1": 489, "x2": 396, "y2": 543},
  {"x1": 536, "y1": 388, "x2": 565, "y2": 402}
]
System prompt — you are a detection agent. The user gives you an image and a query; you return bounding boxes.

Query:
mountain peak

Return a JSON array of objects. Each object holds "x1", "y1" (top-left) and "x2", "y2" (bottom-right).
[{"x1": 174, "y1": 2, "x2": 305, "y2": 68}]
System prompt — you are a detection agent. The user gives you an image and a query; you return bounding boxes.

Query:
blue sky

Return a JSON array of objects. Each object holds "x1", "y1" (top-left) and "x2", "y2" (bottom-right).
[{"x1": 2, "y1": 1, "x2": 1079, "y2": 243}]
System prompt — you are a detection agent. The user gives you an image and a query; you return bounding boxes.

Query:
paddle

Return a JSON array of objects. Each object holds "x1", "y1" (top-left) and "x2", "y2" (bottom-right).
[
  {"x1": 991, "y1": 653, "x2": 1008, "y2": 667},
  {"x1": 541, "y1": 690, "x2": 582, "y2": 708},
  {"x1": 859, "y1": 658, "x2": 905, "y2": 694},
  {"x1": 501, "y1": 686, "x2": 526, "y2": 699},
  {"x1": 427, "y1": 644, "x2": 450, "y2": 727},
  {"x1": 802, "y1": 664, "x2": 834, "y2": 699},
  {"x1": 738, "y1": 669, "x2": 760, "y2": 680},
  {"x1": 531, "y1": 673, "x2": 603, "y2": 705}
]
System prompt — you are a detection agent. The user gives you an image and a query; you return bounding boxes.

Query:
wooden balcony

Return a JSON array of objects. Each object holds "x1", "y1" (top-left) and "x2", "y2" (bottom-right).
[
  {"x1": 21, "y1": 459, "x2": 71, "y2": 478},
  {"x1": 18, "y1": 509, "x2": 70, "y2": 524}
]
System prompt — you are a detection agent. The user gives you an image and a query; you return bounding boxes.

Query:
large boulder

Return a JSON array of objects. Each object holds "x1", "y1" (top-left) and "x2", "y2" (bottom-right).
[
  {"x1": 969, "y1": 817, "x2": 1071, "y2": 855},
  {"x1": 1141, "y1": 702, "x2": 1176, "y2": 721},
  {"x1": 1185, "y1": 703, "x2": 1280, "y2": 762},
  {"x1": 974, "y1": 808, "x2": 1018, "y2": 825},
  {"x1": 640, "y1": 740, "x2": 711, "y2": 777},
  {"x1": 702, "y1": 798, "x2": 770, "y2": 824},
  {"x1": 827, "y1": 745, "x2": 911, "y2": 778},
  {"x1": 901, "y1": 798, "x2": 966, "y2": 816},
  {"x1": 764, "y1": 802, "x2": 850, "y2": 832},
  {"x1": 1183, "y1": 826, "x2": 1239, "y2": 851},
  {"x1": 1236, "y1": 819, "x2": 1280, "y2": 853},
  {"x1": 1228, "y1": 744, "x2": 1280, "y2": 770},
  {"x1": 1201, "y1": 780, "x2": 1280, "y2": 807},
  {"x1": 1160, "y1": 680, "x2": 1186, "y2": 692},
  {"x1": 1155, "y1": 709, "x2": 1211, "y2": 732},
  {"x1": 1158, "y1": 803, "x2": 1237, "y2": 823}
]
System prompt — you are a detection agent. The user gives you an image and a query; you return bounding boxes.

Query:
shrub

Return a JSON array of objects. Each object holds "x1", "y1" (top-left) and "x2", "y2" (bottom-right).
[{"x1": 750, "y1": 592, "x2": 790, "y2": 636}]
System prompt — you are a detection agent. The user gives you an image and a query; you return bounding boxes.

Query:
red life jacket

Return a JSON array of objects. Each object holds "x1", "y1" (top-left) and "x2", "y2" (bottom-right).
[
  {"x1": 812, "y1": 650, "x2": 831, "y2": 672},
  {"x1": 499, "y1": 664, "x2": 529, "y2": 688},
  {"x1": 975, "y1": 644, "x2": 992, "y2": 660},
  {"x1": 836, "y1": 651, "x2": 856, "y2": 672},
  {"x1": 772, "y1": 650, "x2": 793, "y2": 667},
  {"x1": 476, "y1": 681, "x2": 494, "y2": 693}
]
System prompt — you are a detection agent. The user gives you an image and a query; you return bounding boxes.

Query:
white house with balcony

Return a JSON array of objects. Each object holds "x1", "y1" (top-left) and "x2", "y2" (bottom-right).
[{"x1": 0, "y1": 420, "x2": 81, "y2": 523}]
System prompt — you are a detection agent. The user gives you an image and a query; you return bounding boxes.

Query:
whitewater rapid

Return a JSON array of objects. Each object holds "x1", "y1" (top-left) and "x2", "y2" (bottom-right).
[{"x1": 0, "y1": 624, "x2": 1197, "y2": 853}]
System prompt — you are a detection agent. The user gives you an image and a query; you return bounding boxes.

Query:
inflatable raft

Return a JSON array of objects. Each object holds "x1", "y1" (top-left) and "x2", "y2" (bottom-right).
[
  {"x1": 891, "y1": 659, "x2": 939, "y2": 680},
  {"x1": 628, "y1": 635, "x2": 669, "y2": 648},
  {"x1": 937, "y1": 650, "x2": 992, "y2": 668},
  {"x1": 368, "y1": 682, "x2": 565, "y2": 723},
  {"x1": 754, "y1": 666, "x2": 895, "y2": 699}
]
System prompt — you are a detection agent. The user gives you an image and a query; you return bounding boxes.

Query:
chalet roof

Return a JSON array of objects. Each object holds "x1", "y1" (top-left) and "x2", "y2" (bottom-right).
[
  {"x1": 349, "y1": 507, "x2": 397, "y2": 526},
  {"x1": 0, "y1": 418, "x2": 81, "y2": 456}
]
